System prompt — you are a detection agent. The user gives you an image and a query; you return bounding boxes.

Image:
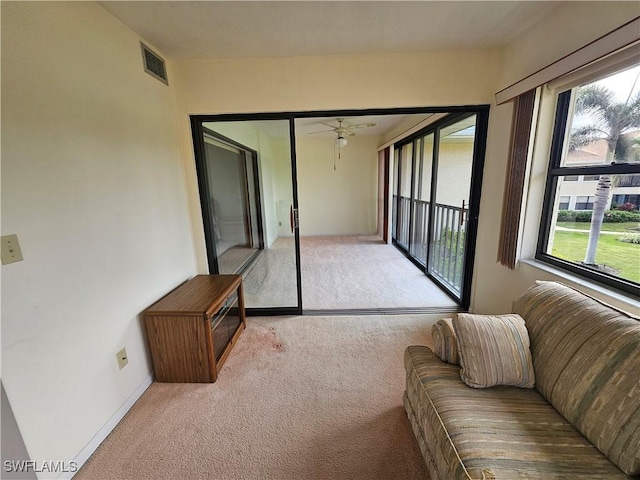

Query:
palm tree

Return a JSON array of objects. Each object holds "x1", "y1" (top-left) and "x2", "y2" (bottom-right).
[{"x1": 569, "y1": 82, "x2": 640, "y2": 265}]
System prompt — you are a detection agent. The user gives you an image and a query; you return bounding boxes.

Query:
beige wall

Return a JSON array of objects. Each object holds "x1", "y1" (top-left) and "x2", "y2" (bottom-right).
[
  {"x1": 295, "y1": 135, "x2": 379, "y2": 236},
  {"x1": 172, "y1": 49, "x2": 502, "y2": 270},
  {"x1": 499, "y1": 2, "x2": 640, "y2": 89},
  {"x1": 434, "y1": 140, "x2": 475, "y2": 208},
  {"x1": 1, "y1": 2, "x2": 195, "y2": 474}
]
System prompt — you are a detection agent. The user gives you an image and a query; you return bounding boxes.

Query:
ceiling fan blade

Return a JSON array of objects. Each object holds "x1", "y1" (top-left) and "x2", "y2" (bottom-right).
[
  {"x1": 318, "y1": 122, "x2": 339, "y2": 129},
  {"x1": 307, "y1": 128, "x2": 336, "y2": 134},
  {"x1": 349, "y1": 122, "x2": 377, "y2": 129}
]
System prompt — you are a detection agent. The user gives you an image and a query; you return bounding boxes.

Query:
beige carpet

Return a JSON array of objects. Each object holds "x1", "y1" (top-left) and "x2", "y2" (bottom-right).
[
  {"x1": 76, "y1": 314, "x2": 436, "y2": 480},
  {"x1": 300, "y1": 236, "x2": 458, "y2": 311},
  {"x1": 243, "y1": 237, "x2": 298, "y2": 308},
  {"x1": 243, "y1": 235, "x2": 459, "y2": 311}
]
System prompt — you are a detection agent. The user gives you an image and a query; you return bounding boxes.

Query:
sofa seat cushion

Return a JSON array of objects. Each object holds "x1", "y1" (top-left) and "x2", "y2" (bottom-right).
[{"x1": 404, "y1": 345, "x2": 633, "y2": 479}]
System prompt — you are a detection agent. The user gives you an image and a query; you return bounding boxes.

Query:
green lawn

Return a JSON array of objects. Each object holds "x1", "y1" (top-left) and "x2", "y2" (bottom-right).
[
  {"x1": 556, "y1": 221, "x2": 640, "y2": 233},
  {"x1": 551, "y1": 229, "x2": 640, "y2": 283}
]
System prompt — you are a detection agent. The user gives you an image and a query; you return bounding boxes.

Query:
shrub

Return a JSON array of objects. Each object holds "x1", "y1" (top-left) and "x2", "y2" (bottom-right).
[
  {"x1": 557, "y1": 210, "x2": 640, "y2": 223},
  {"x1": 616, "y1": 202, "x2": 638, "y2": 212},
  {"x1": 603, "y1": 210, "x2": 640, "y2": 223},
  {"x1": 556, "y1": 210, "x2": 593, "y2": 222},
  {"x1": 619, "y1": 233, "x2": 640, "y2": 244},
  {"x1": 440, "y1": 227, "x2": 465, "y2": 245}
]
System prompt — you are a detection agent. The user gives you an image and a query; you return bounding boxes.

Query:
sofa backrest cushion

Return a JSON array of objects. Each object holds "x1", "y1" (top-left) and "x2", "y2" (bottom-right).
[
  {"x1": 432, "y1": 317, "x2": 459, "y2": 365},
  {"x1": 513, "y1": 281, "x2": 640, "y2": 475}
]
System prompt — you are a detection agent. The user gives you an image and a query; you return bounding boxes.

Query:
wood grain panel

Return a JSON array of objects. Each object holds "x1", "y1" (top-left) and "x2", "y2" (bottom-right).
[
  {"x1": 145, "y1": 315, "x2": 212, "y2": 382},
  {"x1": 144, "y1": 274, "x2": 245, "y2": 383},
  {"x1": 146, "y1": 275, "x2": 241, "y2": 317}
]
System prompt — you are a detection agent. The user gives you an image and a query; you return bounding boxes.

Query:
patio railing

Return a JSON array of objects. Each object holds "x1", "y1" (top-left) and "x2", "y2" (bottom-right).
[{"x1": 392, "y1": 195, "x2": 467, "y2": 296}]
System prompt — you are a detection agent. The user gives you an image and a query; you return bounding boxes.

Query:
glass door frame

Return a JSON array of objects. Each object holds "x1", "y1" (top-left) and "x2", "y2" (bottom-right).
[
  {"x1": 392, "y1": 110, "x2": 489, "y2": 309},
  {"x1": 191, "y1": 114, "x2": 304, "y2": 316},
  {"x1": 192, "y1": 106, "x2": 488, "y2": 315}
]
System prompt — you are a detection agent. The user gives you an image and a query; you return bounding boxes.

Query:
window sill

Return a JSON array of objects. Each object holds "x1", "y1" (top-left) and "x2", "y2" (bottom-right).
[{"x1": 519, "y1": 258, "x2": 640, "y2": 314}]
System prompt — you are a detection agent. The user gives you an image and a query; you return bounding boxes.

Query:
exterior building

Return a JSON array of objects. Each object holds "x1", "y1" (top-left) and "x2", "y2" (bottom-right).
[{"x1": 558, "y1": 133, "x2": 640, "y2": 211}]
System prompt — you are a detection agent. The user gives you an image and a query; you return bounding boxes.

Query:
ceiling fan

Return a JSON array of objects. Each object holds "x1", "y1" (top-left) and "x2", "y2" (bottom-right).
[
  {"x1": 307, "y1": 118, "x2": 377, "y2": 147},
  {"x1": 307, "y1": 117, "x2": 377, "y2": 170}
]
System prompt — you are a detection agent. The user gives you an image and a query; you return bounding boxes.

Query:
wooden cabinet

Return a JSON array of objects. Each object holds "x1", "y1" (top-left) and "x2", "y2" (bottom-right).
[{"x1": 144, "y1": 274, "x2": 246, "y2": 383}]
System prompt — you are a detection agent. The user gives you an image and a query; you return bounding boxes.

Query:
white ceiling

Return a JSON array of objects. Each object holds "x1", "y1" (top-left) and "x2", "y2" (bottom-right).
[
  {"x1": 99, "y1": 1, "x2": 561, "y2": 60},
  {"x1": 101, "y1": 1, "x2": 561, "y2": 141}
]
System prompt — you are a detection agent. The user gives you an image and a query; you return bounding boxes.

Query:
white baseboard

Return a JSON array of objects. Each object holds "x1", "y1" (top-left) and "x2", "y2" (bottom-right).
[{"x1": 60, "y1": 375, "x2": 153, "y2": 480}]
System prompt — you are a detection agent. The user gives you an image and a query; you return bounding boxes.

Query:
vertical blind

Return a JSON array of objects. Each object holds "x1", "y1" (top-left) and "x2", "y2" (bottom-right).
[{"x1": 497, "y1": 89, "x2": 537, "y2": 269}]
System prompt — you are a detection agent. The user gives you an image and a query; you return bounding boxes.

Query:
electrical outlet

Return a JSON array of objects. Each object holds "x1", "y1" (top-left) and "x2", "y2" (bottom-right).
[
  {"x1": 1, "y1": 234, "x2": 24, "y2": 265},
  {"x1": 116, "y1": 348, "x2": 128, "y2": 370}
]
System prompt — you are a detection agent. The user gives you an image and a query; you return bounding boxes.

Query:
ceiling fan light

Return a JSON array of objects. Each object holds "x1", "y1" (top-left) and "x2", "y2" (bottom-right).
[{"x1": 336, "y1": 136, "x2": 347, "y2": 148}]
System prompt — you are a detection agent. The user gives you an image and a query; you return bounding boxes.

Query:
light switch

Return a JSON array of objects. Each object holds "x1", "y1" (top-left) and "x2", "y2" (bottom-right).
[{"x1": 1, "y1": 234, "x2": 24, "y2": 265}]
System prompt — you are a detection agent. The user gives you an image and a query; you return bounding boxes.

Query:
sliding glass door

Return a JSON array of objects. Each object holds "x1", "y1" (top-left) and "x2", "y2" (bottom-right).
[
  {"x1": 392, "y1": 112, "x2": 486, "y2": 308},
  {"x1": 191, "y1": 107, "x2": 486, "y2": 314},
  {"x1": 191, "y1": 118, "x2": 302, "y2": 314},
  {"x1": 201, "y1": 133, "x2": 263, "y2": 273},
  {"x1": 428, "y1": 115, "x2": 476, "y2": 295}
]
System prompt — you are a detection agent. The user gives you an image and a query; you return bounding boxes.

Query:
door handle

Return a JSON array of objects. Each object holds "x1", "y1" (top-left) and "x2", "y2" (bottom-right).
[{"x1": 289, "y1": 205, "x2": 299, "y2": 233}]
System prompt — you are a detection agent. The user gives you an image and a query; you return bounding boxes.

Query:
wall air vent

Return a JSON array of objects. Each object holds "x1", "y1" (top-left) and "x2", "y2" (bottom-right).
[{"x1": 140, "y1": 42, "x2": 168, "y2": 85}]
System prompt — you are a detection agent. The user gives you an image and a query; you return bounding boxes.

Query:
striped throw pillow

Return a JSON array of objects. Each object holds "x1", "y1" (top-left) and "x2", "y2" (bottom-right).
[
  {"x1": 453, "y1": 313, "x2": 535, "y2": 389},
  {"x1": 432, "y1": 318, "x2": 459, "y2": 365}
]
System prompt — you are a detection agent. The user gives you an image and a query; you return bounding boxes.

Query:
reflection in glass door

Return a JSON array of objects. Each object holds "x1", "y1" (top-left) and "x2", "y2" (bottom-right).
[
  {"x1": 410, "y1": 134, "x2": 434, "y2": 265},
  {"x1": 396, "y1": 142, "x2": 413, "y2": 249},
  {"x1": 192, "y1": 118, "x2": 301, "y2": 314},
  {"x1": 202, "y1": 133, "x2": 263, "y2": 274},
  {"x1": 392, "y1": 112, "x2": 486, "y2": 308}
]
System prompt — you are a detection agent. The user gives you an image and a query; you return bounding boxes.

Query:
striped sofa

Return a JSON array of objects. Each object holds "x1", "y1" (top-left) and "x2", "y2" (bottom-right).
[{"x1": 404, "y1": 281, "x2": 640, "y2": 479}]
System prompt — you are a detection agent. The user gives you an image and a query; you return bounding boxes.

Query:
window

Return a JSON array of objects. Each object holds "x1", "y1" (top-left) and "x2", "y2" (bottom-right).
[
  {"x1": 537, "y1": 64, "x2": 640, "y2": 296},
  {"x1": 558, "y1": 195, "x2": 571, "y2": 210},
  {"x1": 613, "y1": 194, "x2": 639, "y2": 209},
  {"x1": 617, "y1": 174, "x2": 640, "y2": 187},
  {"x1": 575, "y1": 195, "x2": 595, "y2": 210}
]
